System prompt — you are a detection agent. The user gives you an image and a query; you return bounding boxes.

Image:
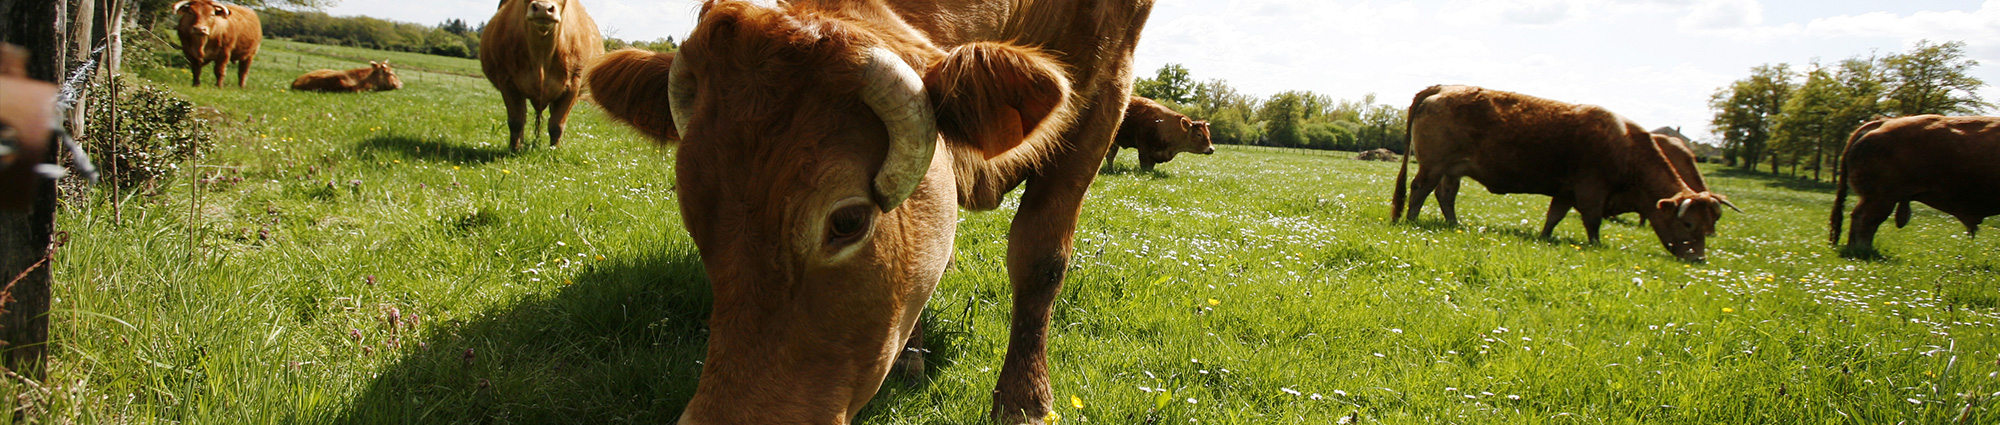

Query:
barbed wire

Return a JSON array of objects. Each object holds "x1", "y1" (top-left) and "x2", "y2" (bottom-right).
[{"x1": 39, "y1": 44, "x2": 105, "y2": 184}]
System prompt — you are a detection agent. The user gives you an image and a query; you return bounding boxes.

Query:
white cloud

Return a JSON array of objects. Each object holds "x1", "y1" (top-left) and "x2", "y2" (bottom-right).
[{"x1": 1678, "y1": 0, "x2": 1764, "y2": 30}]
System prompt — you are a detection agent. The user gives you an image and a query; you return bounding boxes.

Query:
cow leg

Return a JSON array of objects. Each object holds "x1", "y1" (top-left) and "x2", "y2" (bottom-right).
[
  {"x1": 1574, "y1": 187, "x2": 1608, "y2": 243},
  {"x1": 502, "y1": 90, "x2": 528, "y2": 151},
  {"x1": 892, "y1": 322, "x2": 927, "y2": 386},
  {"x1": 1540, "y1": 196, "x2": 1573, "y2": 239},
  {"x1": 1437, "y1": 176, "x2": 1463, "y2": 225},
  {"x1": 990, "y1": 184, "x2": 1081, "y2": 424},
  {"x1": 547, "y1": 90, "x2": 579, "y2": 148},
  {"x1": 212, "y1": 54, "x2": 228, "y2": 88},
  {"x1": 1958, "y1": 215, "x2": 1983, "y2": 237},
  {"x1": 532, "y1": 100, "x2": 549, "y2": 148},
  {"x1": 236, "y1": 58, "x2": 252, "y2": 88},
  {"x1": 1846, "y1": 197, "x2": 1895, "y2": 252},
  {"x1": 1101, "y1": 147, "x2": 1117, "y2": 172},
  {"x1": 1138, "y1": 155, "x2": 1154, "y2": 171},
  {"x1": 1403, "y1": 168, "x2": 1440, "y2": 222},
  {"x1": 189, "y1": 59, "x2": 203, "y2": 87}
]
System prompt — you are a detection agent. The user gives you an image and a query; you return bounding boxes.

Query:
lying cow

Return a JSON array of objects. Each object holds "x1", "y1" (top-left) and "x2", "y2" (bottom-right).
[
  {"x1": 480, "y1": 0, "x2": 603, "y2": 150},
  {"x1": 290, "y1": 61, "x2": 403, "y2": 92},
  {"x1": 586, "y1": 0, "x2": 1153, "y2": 422},
  {"x1": 1105, "y1": 96, "x2": 1213, "y2": 171},
  {"x1": 173, "y1": 0, "x2": 261, "y2": 88},
  {"x1": 1392, "y1": 85, "x2": 1737, "y2": 261},
  {"x1": 1830, "y1": 115, "x2": 2000, "y2": 253}
]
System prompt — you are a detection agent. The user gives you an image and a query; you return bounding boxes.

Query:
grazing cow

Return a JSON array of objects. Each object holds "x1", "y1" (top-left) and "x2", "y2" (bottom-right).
[
  {"x1": 1391, "y1": 85, "x2": 1737, "y2": 261},
  {"x1": 586, "y1": 0, "x2": 1153, "y2": 422},
  {"x1": 173, "y1": 0, "x2": 260, "y2": 88},
  {"x1": 480, "y1": 0, "x2": 603, "y2": 150},
  {"x1": 1105, "y1": 96, "x2": 1213, "y2": 171},
  {"x1": 290, "y1": 61, "x2": 404, "y2": 92},
  {"x1": 1607, "y1": 133, "x2": 1710, "y2": 223},
  {"x1": 1829, "y1": 115, "x2": 2000, "y2": 252}
]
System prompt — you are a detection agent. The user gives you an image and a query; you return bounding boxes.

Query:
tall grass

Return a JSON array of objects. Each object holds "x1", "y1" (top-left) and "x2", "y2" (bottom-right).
[{"x1": 15, "y1": 41, "x2": 1998, "y2": 424}]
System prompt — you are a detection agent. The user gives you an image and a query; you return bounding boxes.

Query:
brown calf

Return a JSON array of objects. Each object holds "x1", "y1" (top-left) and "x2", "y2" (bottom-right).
[
  {"x1": 290, "y1": 61, "x2": 403, "y2": 92},
  {"x1": 586, "y1": 0, "x2": 1153, "y2": 423},
  {"x1": 1106, "y1": 96, "x2": 1214, "y2": 171},
  {"x1": 173, "y1": 0, "x2": 261, "y2": 88}
]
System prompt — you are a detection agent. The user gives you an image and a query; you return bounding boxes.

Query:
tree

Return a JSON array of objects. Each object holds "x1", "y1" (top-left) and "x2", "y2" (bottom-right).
[
  {"x1": 1134, "y1": 63, "x2": 1194, "y2": 105},
  {"x1": 1710, "y1": 63, "x2": 1795, "y2": 171},
  {"x1": 1183, "y1": 78, "x2": 1261, "y2": 145},
  {"x1": 1882, "y1": 40, "x2": 1989, "y2": 117},
  {"x1": 136, "y1": 0, "x2": 333, "y2": 25},
  {"x1": 1772, "y1": 64, "x2": 1843, "y2": 179}
]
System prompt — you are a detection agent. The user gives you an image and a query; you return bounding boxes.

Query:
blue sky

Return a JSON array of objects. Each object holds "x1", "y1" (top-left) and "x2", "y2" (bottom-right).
[{"x1": 324, "y1": 0, "x2": 2000, "y2": 143}]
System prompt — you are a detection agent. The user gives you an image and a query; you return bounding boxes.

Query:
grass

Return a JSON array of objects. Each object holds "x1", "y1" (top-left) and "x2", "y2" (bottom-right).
[{"x1": 12, "y1": 39, "x2": 2000, "y2": 424}]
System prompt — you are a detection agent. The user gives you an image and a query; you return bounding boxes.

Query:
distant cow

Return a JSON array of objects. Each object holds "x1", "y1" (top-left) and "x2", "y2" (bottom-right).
[
  {"x1": 1106, "y1": 96, "x2": 1214, "y2": 171},
  {"x1": 173, "y1": 0, "x2": 261, "y2": 88},
  {"x1": 1829, "y1": 115, "x2": 2000, "y2": 252},
  {"x1": 480, "y1": 0, "x2": 603, "y2": 150},
  {"x1": 290, "y1": 61, "x2": 404, "y2": 92},
  {"x1": 1392, "y1": 85, "x2": 1738, "y2": 261}
]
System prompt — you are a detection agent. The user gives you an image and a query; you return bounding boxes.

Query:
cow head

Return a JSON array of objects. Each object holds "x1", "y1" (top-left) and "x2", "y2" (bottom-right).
[
  {"x1": 367, "y1": 61, "x2": 404, "y2": 91},
  {"x1": 1646, "y1": 192, "x2": 1738, "y2": 261},
  {"x1": 1187, "y1": 119, "x2": 1216, "y2": 155},
  {"x1": 587, "y1": 1, "x2": 1073, "y2": 422},
  {"x1": 173, "y1": 0, "x2": 231, "y2": 38}
]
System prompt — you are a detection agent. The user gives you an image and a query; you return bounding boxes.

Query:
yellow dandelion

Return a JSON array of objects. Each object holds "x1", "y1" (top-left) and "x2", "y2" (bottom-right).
[
  {"x1": 502, "y1": 169, "x2": 512, "y2": 174},
  {"x1": 596, "y1": 255, "x2": 606, "y2": 261},
  {"x1": 453, "y1": 166, "x2": 461, "y2": 170},
  {"x1": 1071, "y1": 395, "x2": 1084, "y2": 409},
  {"x1": 1043, "y1": 411, "x2": 1061, "y2": 425},
  {"x1": 1722, "y1": 307, "x2": 1734, "y2": 313},
  {"x1": 392, "y1": 160, "x2": 401, "y2": 164},
  {"x1": 564, "y1": 279, "x2": 574, "y2": 285},
  {"x1": 1207, "y1": 299, "x2": 1221, "y2": 306}
]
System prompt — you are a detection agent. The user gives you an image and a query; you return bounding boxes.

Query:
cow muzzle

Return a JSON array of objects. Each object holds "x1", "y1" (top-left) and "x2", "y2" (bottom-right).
[{"x1": 527, "y1": 1, "x2": 562, "y2": 24}]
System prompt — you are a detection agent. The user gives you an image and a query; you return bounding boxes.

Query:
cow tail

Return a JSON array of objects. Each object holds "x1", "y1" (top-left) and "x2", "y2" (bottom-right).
[
  {"x1": 1829, "y1": 119, "x2": 1882, "y2": 245},
  {"x1": 1393, "y1": 86, "x2": 1441, "y2": 222}
]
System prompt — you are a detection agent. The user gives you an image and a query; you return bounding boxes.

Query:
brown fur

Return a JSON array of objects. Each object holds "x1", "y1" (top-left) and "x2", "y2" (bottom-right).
[
  {"x1": 1607, "y1": 133, "x2": 1708, "y2": 222},
  {"x1": 174, "y1": 0, "x2": 261, "y2": 88},
  {"x1": 1105, "y1": 96, "x2": 1213, "y2": 171},
  {"x1": 1392, "y1": 85, "x2": 1730, "y2": 261},
  {"x1": 289, "y1": 61, "x2": 403, "y2": 92},
  {"x1": 1830, "y1": 115, "x2": 2000, "y2": 252},
  {"x1": 481, "y1": 0, "x2": 603, "y2": 150},
  {"x1": 586, "y1": 0, "x2": 1153, "y2": 423}
]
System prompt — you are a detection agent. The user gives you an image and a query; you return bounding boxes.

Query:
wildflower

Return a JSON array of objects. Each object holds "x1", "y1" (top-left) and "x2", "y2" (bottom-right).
[
  {"x1": 1722, "y1": 307, "x2": 1735, "y2": 313},
  {"x1": 502, "y1": 169, "x2": 513, "y2": 174},
  {"x1": 1071, "y1": 395, "x2": 1084, "y2": 409},
  {"x1": 1281, "y1": 387, "x2": 1301, "y2": 396},
  {"x1": 1207, "y1": 299, "x2": 1220, "y2": 306}
]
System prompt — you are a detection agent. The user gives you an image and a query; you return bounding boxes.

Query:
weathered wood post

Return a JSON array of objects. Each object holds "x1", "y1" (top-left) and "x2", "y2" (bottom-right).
[{"x1": 0, "y1": 0, "x2": 66, "y2": 379}]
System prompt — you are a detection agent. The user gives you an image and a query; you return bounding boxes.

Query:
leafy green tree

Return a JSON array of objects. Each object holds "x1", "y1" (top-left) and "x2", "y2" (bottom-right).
[
  {"x1": 1773, "y1": 64, "x2": 1843, "y2": 179},
  {"x1": 1883, "y1": 40, "x2": 1990, "y2": 116},
  {"x1": 1260, "y1": 91, "x2": 1313, "y2": 148},
  {"x1": 1134, "y1": 63, "x2": 1195, "y2": 105},
  {"x1": 1183, "y1": 79, "x2": 1262, "y2": 145},
  {"x1": 1710, "y1": 63, "x2": 1794, "y2": 171}
]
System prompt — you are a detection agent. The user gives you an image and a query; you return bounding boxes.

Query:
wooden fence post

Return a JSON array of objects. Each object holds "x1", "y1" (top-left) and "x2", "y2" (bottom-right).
[{"x1": 0, "y1": 0, "x2": 70, "y2": 380}]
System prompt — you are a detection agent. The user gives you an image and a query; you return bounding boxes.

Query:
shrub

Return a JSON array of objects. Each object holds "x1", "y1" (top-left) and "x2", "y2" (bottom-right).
[{"x1": 75, "y1": 75, "x2": 215, "y2": 192}]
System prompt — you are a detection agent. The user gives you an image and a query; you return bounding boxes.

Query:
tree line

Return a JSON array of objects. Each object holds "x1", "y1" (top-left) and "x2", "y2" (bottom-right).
[
  {"x1": 1134, "y1": 64, "x2": 1409, "y2": 153},
  {"x1": 134, "y1": 2, "x2": 679, "y2": 60},
  {"x1": 1708, "y1": 40, "x2": 1988, "y2": 180}
]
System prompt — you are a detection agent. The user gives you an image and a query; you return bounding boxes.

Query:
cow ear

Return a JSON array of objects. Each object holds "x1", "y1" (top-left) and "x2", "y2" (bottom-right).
[
  {"x1": 588, "y1": 48, "x2": 682, "y2": 141},
  {"x1": 1180, "y1": 116, "x2": 1193, "y2": 130},
  {"x1": 924, "y1": 42, "x2": 1073, "y2": 160}
]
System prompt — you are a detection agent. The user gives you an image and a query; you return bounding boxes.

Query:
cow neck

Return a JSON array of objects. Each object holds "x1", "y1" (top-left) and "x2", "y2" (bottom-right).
[
  {"x1": 525, "y1": 25, "x2": 562, "y2": 81},
  {"x1": 1632, "y1": 148, "x2": 1695, "y2": 201}
]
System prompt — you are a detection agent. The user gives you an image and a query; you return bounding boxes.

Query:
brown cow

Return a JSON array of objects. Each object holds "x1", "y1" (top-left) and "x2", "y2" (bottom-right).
[
  {"x1": 1105, "y1": 96, "x2": 1214, "y2": 171},
  {"x1": 585, "y1": 0, "x2": 1153, "y2": 423},
  {"x1": 480, "y1": 0, "x2": 603, "y2": 151},
  {"x1": 1391, "y1": 85, "x2": 1737, "y2": 261},
  {"x1": 1829, "y1": 115, "x2": 2000, "y2": 253},
  {"x1": 173, "y1": 0, "x2": 261, "y2": 88},
  {"x1": 289, "y1": 61, "x2": 404, "y2": 92},
  {"x1": 1606, "y1": 133, "x2": 1709, "y2": 223}
]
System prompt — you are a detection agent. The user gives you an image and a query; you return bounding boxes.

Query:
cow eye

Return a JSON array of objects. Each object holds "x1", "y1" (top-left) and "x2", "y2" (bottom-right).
[
  {"x1": 826, "y1": 204, "x2": 875, "y2": 246},
  {"x1": 213, "y1": 8, "x2": 226, "y2": 15}
]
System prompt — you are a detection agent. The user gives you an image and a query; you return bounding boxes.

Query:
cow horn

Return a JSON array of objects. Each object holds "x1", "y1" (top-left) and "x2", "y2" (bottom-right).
[
  {"x1": 172, "y1": 0, "x2": 192, "y2": 12},
  {"x1": 858, "y1": 47, "x2": 937, "y2": 212},
  {"x1": 666, "y1": 48, "x2": 696, "y2": 138},
  {"x1": 1677, "y1": 198, "x2": 1692, "y2": 218},
  {"x1": 1718, "y1": 197, "x2": 1744, "y2": 213}
]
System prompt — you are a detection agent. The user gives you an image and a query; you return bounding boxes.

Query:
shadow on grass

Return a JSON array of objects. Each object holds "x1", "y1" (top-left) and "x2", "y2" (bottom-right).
[
  {"x1": 358, "y1": 135, "x2": 512, "y2": 165},
  {"x1": 332, "y1": 248, "x2": 712, "y2": 423},
  {"x1": 331, "y1": 246, "x2": 954, "y2": 423},
  {"x1": 1708, "y1": 167, "x2": 1838, "y2": 193},
  {"x1": 1098, "y1": 161, "x2": 1174, "y2": 179}
]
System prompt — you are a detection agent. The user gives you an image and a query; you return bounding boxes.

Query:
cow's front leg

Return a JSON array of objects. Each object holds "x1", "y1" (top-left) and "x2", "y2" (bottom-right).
[
  {"x1": 547, "y1": 90, "x2": 579, "y2": 148},
  {"x1": 211, "y1": 54, "x2": 228, "y2": 87},
  {"x1": 990, "y1": 168, "x2": 1095, "y2": 425},
  {"x1": 501, "y1": 89, "x2": 528, "y2": 151}
]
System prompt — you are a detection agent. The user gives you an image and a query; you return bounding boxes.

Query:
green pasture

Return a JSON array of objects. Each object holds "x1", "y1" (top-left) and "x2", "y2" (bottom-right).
[{"x1": 17, "y1": 40, "x2": 2000, "y2": 424}]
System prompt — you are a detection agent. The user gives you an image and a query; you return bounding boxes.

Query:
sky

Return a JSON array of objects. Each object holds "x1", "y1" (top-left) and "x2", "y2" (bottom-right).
[{"x1": 321, "y1": 0, "x2": 2000, "y2": 143}]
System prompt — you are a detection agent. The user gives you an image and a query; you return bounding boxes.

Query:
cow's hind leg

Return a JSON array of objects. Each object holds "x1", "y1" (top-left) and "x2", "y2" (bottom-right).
[
  {"x1": 1574, "y1": 185, "x2": 1609, "y2": 243},
  {"x1": 547, "y1": 90, "x2": 579, "y2": 148},
  {"x1": 1403, "y1": 168, "x2": 1441, "y2": 222},
  {"x1": 1540, "y1": 196, "x2": 1573, "y2": 239},
  {"x1": 236, "y1": 58, "x2": 252, "y2": 87},
  {"x1": 1846, "y1": 196, "x2": 1895, "y2": 253},
  {"x1": 1437, "y1": 176, "x2": 1464, "y2": 225},
  {"x1": 501, "y1": 89, "x2": 528, "y2": 151}
]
